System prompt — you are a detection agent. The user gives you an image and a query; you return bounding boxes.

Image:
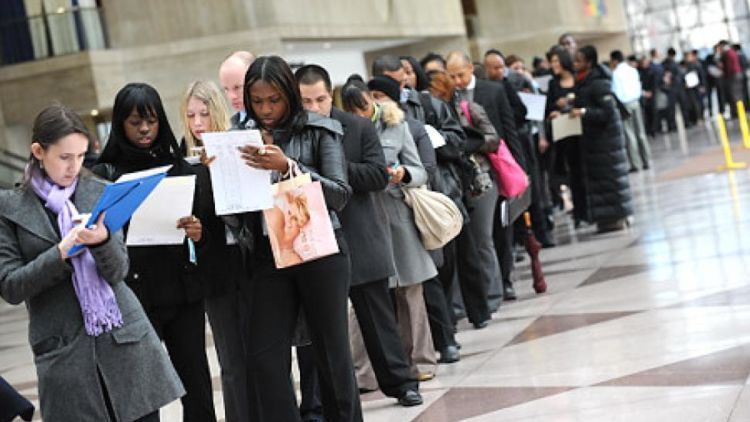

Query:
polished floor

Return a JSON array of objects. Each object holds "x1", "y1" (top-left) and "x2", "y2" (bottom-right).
[{"x1": 2, "y1": 121, "x2": 750, "y2": 421}]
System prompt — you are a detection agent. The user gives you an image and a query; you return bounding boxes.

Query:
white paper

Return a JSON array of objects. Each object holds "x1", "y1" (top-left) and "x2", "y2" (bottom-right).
[
  {"x1": 424, "y1": 124, "x2": 446, "y2": 149},
  {"x1": 534, "y1": 75, "x2": 553, "y2": 93},
  {"x1": 202, "y1": 130, "x2": 274, "y2": 215},
  {"x1": 551, "y1": 115, "x2": 583, "y2": 142},
  {"x1": 518, "y1": 92, "x2": 547, "y2": 121},
  {"x1": 116, "y1": 165, "x2": 173, "y2": 183},
  {"x1": 685, "y1": 71, "x2": 700, "y2": 88},
  {"x1": 184, "y1": 155, "x2": 201, "y2": 165},
  {"x1": 127, "y1": 175, "x2": 196, "y2": 246}
]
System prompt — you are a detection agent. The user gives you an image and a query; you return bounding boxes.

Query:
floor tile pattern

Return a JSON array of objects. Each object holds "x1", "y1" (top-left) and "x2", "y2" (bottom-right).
[{"x1": 2, "y1": 125, "x2": 750, "y2": 420}]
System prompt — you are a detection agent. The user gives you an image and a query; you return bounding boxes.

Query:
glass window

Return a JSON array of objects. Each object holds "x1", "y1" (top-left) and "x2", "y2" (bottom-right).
[
  {"x1": 0, "y1": 0, "x2": 107, "y2": 65},
  {"x1": 624, "y1": 0, "x2": 750, "y2": 53},
  {"x1": 699, "y1": 0, "x2": 728, "y2": 24},
  {"x1": 644, "y1": 0, "x2": 675, "y2": 12},
  {"x1": 676, "y1": 4, "x2": 699, "y2": 29}
]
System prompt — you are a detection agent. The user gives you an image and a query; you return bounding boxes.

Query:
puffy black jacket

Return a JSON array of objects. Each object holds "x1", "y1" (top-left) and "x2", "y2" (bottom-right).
[{"x1": 573, "y1": 65, "x2": 634, "y2": 222}]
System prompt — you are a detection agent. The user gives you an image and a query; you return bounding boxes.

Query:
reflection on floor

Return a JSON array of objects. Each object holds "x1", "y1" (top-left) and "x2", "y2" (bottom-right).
[{"x1": 2, "y1": 123, "x2": 750, "y2": 421}]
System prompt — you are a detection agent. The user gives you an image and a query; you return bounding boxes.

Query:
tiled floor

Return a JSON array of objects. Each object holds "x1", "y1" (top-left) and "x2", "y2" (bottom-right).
[{"x1": 3, "y1": 121, "x2": 750, "y2": 421}]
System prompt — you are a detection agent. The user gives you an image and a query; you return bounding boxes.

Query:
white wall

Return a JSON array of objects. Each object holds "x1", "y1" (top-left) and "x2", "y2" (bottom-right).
[{"x1": 283, "y1": 47, "x2": 368, "y2": 87}]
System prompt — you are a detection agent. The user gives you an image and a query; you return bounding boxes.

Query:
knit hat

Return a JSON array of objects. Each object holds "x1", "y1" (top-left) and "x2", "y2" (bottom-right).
[{"x1": 367, "y1": 76, "x2": 401, "y2": 103}]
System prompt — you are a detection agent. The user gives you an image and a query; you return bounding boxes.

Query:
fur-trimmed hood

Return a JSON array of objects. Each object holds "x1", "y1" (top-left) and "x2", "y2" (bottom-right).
[{"x1": 379, "y1": 100, "x2": 405, "y2": 127}]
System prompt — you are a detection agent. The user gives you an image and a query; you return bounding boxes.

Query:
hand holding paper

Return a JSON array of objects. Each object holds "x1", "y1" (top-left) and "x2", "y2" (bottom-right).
[
  {"x1": 551, "y1": 114, "x2": 583, "y2": 142},
  {"x1": 59, "y1": 213, "x2": 108, "y2": 259},
  {"x1": 240, "y1": 143, "x2": 290, "y2": 172},
  {"x1": 176, "y1": 215, "x2": 202, "y2": 242},
  {"x1": 202, "y1": 130, "x2": 274, "y2": 215},
  {"x1": 68, "y1": 166, "x2": 171, "y2": 255}
]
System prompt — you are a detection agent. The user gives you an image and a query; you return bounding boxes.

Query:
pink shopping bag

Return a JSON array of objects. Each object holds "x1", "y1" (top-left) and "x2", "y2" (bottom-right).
[
  {"x1": 487, "y1": 139, "x2": 529, "y2": 198},
  {"x1": 263, "y1": 173, "x2": 339, "y2": 269}
]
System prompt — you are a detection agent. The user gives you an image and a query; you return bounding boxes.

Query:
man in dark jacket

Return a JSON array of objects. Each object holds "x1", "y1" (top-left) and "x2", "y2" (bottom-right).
[
  {"x1": 641, "y1": 52, "x2": 665, "y2": 135},
  {"x1": 448, "y1": 50, "x2": 527, "y2": 305},
  {"x1": 484, "y1": 49, "x2": 556, "y2": 250},
  {"x1": 294, "y1": 65, "x2": 423, "y2": 412}
]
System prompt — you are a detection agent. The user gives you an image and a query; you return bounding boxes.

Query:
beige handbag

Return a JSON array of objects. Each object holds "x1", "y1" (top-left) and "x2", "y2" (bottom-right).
[{"x1": 402, "y1": 186, "x2": 463, "y2": 250}]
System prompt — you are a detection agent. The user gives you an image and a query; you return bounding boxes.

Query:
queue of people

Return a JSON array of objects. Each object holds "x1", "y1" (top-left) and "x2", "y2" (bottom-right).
[{"x1": 1, "y1": 33, "x2": 645, "y2": 422}]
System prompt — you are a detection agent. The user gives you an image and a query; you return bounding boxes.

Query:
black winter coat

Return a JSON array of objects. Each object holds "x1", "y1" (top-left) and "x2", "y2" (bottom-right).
[
  {"x1": 573, "y1": 65, "x2": 634, "y2": 222},
  {"x1": 331, "y1": 107, "x2": 395, "y2": 286}
]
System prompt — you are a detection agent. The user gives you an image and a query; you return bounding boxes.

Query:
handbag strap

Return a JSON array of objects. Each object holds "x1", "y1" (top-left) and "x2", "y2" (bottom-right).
[
  {"x1": 281, "y1": 159, "x2": 301, "y2": 180},
  {"x1": 459, "y1": 100, "x2": 473, "y2": 127}
]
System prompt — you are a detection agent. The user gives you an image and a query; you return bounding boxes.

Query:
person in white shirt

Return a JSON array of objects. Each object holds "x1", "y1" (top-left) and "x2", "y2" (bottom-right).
[{"x1": 610, "y1": 50, "x2": 651, "y2": 171}]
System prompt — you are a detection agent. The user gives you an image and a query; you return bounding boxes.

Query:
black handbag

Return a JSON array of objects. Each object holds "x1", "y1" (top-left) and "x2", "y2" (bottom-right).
[{"x1": 462, "y1": 125, "x2": 493, "y2": 198}]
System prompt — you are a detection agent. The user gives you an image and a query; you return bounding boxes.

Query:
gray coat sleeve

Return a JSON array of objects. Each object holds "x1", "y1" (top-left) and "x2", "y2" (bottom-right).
[
  {"x1": 0, "y1": 218, "x2": 71, "y2": 305},
  {"x1": 469, "y1": 102, "x2": 500, "y2": 153},
  {"x1": 89, "y1": 230, "x2": 129, "y2": 286},
  {"x1": 397, "y1": 123, "x2": 427, "y2": 188}
]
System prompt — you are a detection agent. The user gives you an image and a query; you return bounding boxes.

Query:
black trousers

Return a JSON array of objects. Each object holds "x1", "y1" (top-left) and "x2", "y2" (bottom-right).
[
  {"x1": 298, "y1": 278, "x2": 418, "y2": 416},
  {"x1": 493, "y1": 201, "x2": 515, "y2": 291},
  {"x1": 245, "y1": 251, "x2": 362, "y2": 422},
  {"x1": 439, "y1": 226, "x2": 490, "y2": 325},
  {"x1": 422, "y1": 276, "x2": 456, "y2": 350},
  {"x1": 555, "y1": 137, "x2": 588, "y2": 223},
  {"x1": 350, "y1": 279, "x2": 418, "y2": 396},
  {"x1": 297, "y1": 345, "x2": 323, "y2": 421},
  {"x1": 147, "y1": 301, "x2": 216, "y2": 422}
]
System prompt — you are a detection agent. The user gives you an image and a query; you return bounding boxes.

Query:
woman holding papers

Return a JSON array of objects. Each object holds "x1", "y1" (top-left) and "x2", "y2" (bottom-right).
[
  {"x1": 93, "y1": 83, "x2": 218, "y2": 421},
  {"x1": 545, "y1": 46, "x2": 589, "y2": 227},
  {"x1": 570, "y1": 46, "x2": 633, "y2": 233},
  {"x1": 235, "y1": 56, "x2": 360, "y2": 422},
  {"x1": 179, "y1": 79, "x2": 252, "y2": 422},
  {"x1": 0, "y1": 104, "x2": 184, "y2": 421}
]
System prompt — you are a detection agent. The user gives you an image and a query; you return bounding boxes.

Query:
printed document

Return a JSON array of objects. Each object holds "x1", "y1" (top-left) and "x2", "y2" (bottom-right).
[
  {"x1": 127, "y1": 175, "x2": 196, "y2": 246},
  {"x1": 202, "y1": 130, "x2": 274, "y2": 215}
]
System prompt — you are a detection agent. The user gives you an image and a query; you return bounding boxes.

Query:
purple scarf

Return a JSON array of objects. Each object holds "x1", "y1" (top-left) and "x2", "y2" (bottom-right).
[{"x1": 31, "y1": 169, "x2": 123, "y2": 336}]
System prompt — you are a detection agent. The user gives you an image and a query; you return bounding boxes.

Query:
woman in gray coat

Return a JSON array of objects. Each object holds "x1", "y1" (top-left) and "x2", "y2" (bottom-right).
[
  {"x1": 342, "y1": 78, "x2": 438, "y2": 380},
  {"x1": 0, "y1": 104, "x2": 184, "y2": 421}
]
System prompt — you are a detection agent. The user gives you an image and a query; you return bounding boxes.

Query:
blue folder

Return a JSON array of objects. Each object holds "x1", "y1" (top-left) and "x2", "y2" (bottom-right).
[{"x1": 69, "y1": 170, "x2": 168, "y2": 254}]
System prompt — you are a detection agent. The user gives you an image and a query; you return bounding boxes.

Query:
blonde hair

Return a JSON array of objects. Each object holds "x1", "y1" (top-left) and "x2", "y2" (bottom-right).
[
  {"x1": 180, "y1": 80, "x2": 231, "y2": 156},
  {"x1": 286, "y1": 191, "x2": 311, "y2": 228}
]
